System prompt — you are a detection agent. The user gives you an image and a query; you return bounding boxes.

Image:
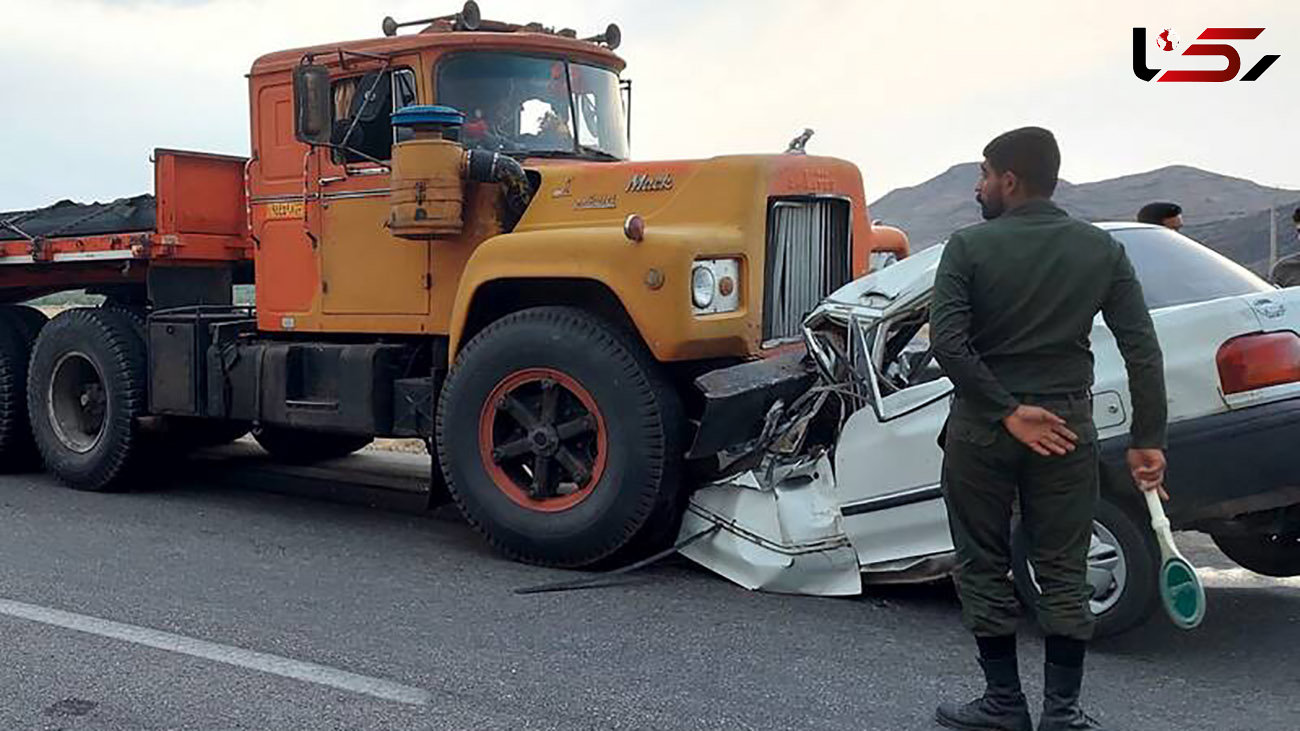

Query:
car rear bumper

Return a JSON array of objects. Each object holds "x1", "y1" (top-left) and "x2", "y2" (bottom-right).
[{"x1": 1102, "y1": 397, "x2": 1300, "y2": 527}]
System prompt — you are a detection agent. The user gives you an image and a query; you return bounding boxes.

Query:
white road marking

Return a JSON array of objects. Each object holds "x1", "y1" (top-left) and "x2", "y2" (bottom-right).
[{"x1": 0, "y1": 597, "x2": 431, "y2": 706}]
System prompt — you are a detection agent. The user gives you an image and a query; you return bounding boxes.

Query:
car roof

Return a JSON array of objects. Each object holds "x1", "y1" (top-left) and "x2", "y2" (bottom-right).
[{"x1": 1095, "y1": 221, "x2": 1164, "y2": 232}]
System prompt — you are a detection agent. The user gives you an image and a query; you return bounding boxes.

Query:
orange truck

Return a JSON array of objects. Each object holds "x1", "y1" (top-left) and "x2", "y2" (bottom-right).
[{"x1": 0, "y1": 2, "x2": 907, "y2": 568}]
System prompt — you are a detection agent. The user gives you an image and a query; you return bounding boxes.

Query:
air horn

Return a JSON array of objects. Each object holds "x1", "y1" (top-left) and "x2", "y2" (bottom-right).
[
  {"x1": 382, "y1": 0, "x2": 481, "y2": 37},
  {"x1": 584, "y1": 23, "x2": 622, "y2": 50}
]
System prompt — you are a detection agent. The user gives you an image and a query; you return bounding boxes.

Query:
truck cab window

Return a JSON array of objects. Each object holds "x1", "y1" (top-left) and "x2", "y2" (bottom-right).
[
  {"x1": 331, "y1": 69, "x2": 415, "y2": 164},
  {"x1": 392, "y1": 69, "x2": 418, "y2": 144}
]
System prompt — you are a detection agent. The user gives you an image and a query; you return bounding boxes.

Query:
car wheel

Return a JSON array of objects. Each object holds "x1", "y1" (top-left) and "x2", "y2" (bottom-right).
[
  {"x1": 1211, "y1": 531, "x2": 1300, "y2": 577},
  {"x1": 27, "y1": 308, "x2": 148, "y2": 491},
  {"x1": 1013, "y1": 497, "x2": 1159, "y2": 639},
  {"x1": 437, "y1": 307, "x2": 684, "y2": 569}
]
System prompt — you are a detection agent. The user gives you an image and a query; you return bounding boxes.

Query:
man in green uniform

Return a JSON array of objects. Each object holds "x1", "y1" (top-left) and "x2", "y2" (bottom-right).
[{"x1": 931, "y1": 127, "x2": 1169, "y2": 731}]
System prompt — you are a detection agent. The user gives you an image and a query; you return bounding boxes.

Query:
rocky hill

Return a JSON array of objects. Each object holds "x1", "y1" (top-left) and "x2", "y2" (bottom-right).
[{"x1": 869, "y1": 163, "x2": 1299, "y2": 274}]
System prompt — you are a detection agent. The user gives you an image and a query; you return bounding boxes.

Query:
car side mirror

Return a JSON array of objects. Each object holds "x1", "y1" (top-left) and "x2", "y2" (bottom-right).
[{"x1": 293, "y1": 64, "x2": 332, "y2": 146}]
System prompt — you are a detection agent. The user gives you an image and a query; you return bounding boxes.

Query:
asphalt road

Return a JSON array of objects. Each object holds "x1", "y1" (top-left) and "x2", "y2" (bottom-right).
[{"x1": 0, "y1": 455, "x2": 1296, "y2": 731}]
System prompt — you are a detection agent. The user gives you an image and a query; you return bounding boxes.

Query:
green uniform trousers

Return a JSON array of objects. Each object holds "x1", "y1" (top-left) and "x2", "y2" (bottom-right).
[{"x1": 940, "y1": 394, "x2": 1099, "y2": 641}]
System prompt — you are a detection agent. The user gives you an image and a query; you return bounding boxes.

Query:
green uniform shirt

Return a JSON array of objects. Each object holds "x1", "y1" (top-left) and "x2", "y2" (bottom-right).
[{"x1": 932, "y1": 199, "x2": 1168, "y2": 449}]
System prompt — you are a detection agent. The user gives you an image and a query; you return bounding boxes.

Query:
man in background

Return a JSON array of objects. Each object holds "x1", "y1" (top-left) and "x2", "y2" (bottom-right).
[
  {"x1": 1269, "y1": 206, "x2": 1300, "y2": 287},
  {"x1": 1137, "y1": 201, "x2": 1183, "y2": 231}
]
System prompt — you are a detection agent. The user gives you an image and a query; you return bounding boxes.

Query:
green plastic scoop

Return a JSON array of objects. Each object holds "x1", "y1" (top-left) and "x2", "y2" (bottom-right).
[{"x1": 1145, "y1": 489, "x2": 1206, "y2": 629}]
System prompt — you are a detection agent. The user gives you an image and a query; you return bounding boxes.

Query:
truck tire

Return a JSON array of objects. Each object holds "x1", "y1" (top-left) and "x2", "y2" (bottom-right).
[
  {"x1": 27, "y1": 308, "x2": 148, "y2": 491},
  {"x1": 0, "y1": 315, "x2": 40, "y2": 471},
  {"x1": 1, "y1": 304, "x2": 49, "y2": 343},
  {"x1": 1211, "y1": 532, "x2": 1300, "y2": 577},
  {"x1": 437, "y1": 306, "x2": 684, "y2": 568},
  {"x1": 252, "y1": 425, "x2": 372, "y2": 464},
  {"x1": 1012, "y1": 496, "x2": 1159, "y2": 639}
]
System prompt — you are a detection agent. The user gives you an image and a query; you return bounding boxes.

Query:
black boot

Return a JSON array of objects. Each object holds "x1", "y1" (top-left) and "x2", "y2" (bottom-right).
[
  {"x1": 1038, "y1": 662, "x2": 1107, "y2": 730},
  {"x1": 935, "y1": 657, "x2": 1033, "y2": 731}
]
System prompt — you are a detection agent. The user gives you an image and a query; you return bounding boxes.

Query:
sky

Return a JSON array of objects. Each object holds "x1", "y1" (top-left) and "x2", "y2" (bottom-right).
[{"x1": 1, "y1": 0, "x2": 1297, "y2": 211}]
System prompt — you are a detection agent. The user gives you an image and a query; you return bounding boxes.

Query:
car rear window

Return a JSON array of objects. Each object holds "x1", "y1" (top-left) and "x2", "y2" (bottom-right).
[{"x1": 1110, "y1": 226, "x2": 1273, "y2": 309}]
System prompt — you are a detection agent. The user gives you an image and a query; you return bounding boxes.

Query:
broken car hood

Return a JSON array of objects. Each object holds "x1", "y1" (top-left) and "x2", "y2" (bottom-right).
[{"x1": 822, "y1": 243, "x2": 945, "y2": 316}]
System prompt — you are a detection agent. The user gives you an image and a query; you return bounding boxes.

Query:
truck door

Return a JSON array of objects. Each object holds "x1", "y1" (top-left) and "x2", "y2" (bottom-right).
[{"x1": 317, "y1": 66, "x2": 430, "y2": 317}]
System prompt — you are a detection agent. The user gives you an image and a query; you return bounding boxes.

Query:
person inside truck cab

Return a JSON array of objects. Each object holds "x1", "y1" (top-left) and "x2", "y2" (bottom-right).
[{"x1": 442, "y1": 55, "x2": 574, "y2": 154}]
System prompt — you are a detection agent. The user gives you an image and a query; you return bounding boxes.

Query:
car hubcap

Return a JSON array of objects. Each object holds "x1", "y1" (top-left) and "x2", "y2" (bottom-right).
[
  {"x1": 48, "y1": 352, "x2": 107, "y2": 454},
  {"x1": 1027, "y1": 520, "x2": 1128, "y2": 616},
  {"x1": 1084, "y1": 522, "x2": 1128, "y2": 615},
  {"x1": 478, "y1": 368, "x2": 607, "y2": 513}
]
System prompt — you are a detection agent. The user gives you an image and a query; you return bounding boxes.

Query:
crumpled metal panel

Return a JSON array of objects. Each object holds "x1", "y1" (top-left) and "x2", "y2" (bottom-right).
[{"x1": 677, "y1": 454, "x2": 862, "y2": 596}]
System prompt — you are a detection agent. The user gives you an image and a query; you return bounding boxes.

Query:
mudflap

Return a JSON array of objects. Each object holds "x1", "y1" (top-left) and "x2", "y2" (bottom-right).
[{"x1": 677, "y1": 453, "x2": 863, "y2": 596}]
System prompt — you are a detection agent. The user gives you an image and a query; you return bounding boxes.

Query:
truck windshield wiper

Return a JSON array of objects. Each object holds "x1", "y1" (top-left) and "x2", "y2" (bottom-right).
[
  {"x1": 576, "y1": 145, "x2": 623, "y2": 162},
  {"x1": 521, "y1": 147, "x2": 624, "y2": 162}
]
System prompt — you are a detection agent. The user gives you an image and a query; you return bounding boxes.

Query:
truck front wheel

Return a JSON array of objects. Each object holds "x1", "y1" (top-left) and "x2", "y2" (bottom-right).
[
  {"x1": 27, "y1": 308, "x2": 148, "y2": 491},
  {"x1": 438, "y1": 307, "x2": 684, "y2": 568}
]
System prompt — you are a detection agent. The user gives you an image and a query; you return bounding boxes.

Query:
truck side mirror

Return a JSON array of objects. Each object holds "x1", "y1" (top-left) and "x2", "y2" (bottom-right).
[{"x1": 293, "y1": 65, "x2": 332, "y2": 146}]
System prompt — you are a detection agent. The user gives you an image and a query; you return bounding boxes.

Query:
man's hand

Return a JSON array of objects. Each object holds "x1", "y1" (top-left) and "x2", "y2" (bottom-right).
[
  {"x1": 1002, "y1": 405, "x2": 1079, "y2": 456},
  {"x1": 1127, "y1": 448, "x2": 1169, "y2": 500}
]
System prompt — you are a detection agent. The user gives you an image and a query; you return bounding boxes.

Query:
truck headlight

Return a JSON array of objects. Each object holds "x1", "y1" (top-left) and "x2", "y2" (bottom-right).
[
  {"x1": 691, "y1": 258, "x2": 741, "y2": 315},
  {"x1": 691, "y1": 266, "x2": 716, "y2": 308}
]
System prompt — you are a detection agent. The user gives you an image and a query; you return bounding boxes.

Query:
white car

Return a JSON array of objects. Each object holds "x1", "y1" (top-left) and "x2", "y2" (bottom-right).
[{"x1": 680, "y1": 223, "x2": 1300, "y2": 638}]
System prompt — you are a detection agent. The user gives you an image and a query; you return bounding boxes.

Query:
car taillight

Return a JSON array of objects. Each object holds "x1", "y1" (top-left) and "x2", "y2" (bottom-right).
[{"x1": 1217, "y1": 332, "x2": 1300, "y2": 395}]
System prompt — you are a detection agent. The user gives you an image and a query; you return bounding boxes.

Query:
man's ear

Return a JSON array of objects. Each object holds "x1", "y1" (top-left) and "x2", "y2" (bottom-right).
[{"x1": 1001, "y1": 170, "x2": 1021, "y2": 197}]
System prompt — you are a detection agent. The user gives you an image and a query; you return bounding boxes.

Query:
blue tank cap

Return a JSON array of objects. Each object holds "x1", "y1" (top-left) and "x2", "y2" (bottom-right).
[{"x1": 391, "y1": 105, "x2": 465, "y2": 128}]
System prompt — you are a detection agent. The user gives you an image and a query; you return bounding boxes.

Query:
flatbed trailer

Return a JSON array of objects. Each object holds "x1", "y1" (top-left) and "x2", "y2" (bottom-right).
[{"x1": 0, "y1": 150, "x2": 252, "y2": 304}]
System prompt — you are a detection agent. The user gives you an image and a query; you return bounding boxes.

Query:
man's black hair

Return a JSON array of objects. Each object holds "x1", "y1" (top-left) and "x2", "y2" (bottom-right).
[
  {"x1": 982, "y1": 127, "x2": 1061, "y2": 196},
  {"x1": 1137, "y1": 202, "x2": 1183, "y2": 225},
  {"x1": 1293, "y1": 206, "x2": 1300, "y2": 223}
]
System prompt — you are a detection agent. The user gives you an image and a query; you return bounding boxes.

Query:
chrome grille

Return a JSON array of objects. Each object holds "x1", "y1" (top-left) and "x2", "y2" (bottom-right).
[{"x1": 762, "y1": 198, "x2": 852, "y2": 343}]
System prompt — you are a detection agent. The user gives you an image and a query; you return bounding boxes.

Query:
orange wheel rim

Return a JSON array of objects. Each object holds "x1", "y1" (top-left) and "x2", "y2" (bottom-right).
[{"x1": 477, "y1": 368, "x2": 608, "y2": 513}]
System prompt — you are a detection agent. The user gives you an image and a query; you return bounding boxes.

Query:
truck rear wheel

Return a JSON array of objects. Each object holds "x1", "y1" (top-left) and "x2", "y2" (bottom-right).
[
  {"x1": 252, "y1": 425, "x2": 372, "y2": 464},
  {"x1": 1, "y1": 304, "x2": 49, "y2": 343},
  {"x1": 437, "y1": 307, "x2": 684, "y2": 568},
  {"x1": 0, "y1": 312, "x2": 40, "y2": 471},
  {"x1": 27, "y1": 308, "x2": 148, "y2": 491}
]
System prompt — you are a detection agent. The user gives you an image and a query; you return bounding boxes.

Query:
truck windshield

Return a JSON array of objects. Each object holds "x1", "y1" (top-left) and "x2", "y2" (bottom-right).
[{"x1": 436, "y1": 52, "x2": 628, "y2": 161}]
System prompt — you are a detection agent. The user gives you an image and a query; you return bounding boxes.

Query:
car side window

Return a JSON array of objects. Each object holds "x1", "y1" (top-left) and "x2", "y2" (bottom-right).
[{"x1": 878, "y1": 307, "x2": 944, "y2": 392}]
